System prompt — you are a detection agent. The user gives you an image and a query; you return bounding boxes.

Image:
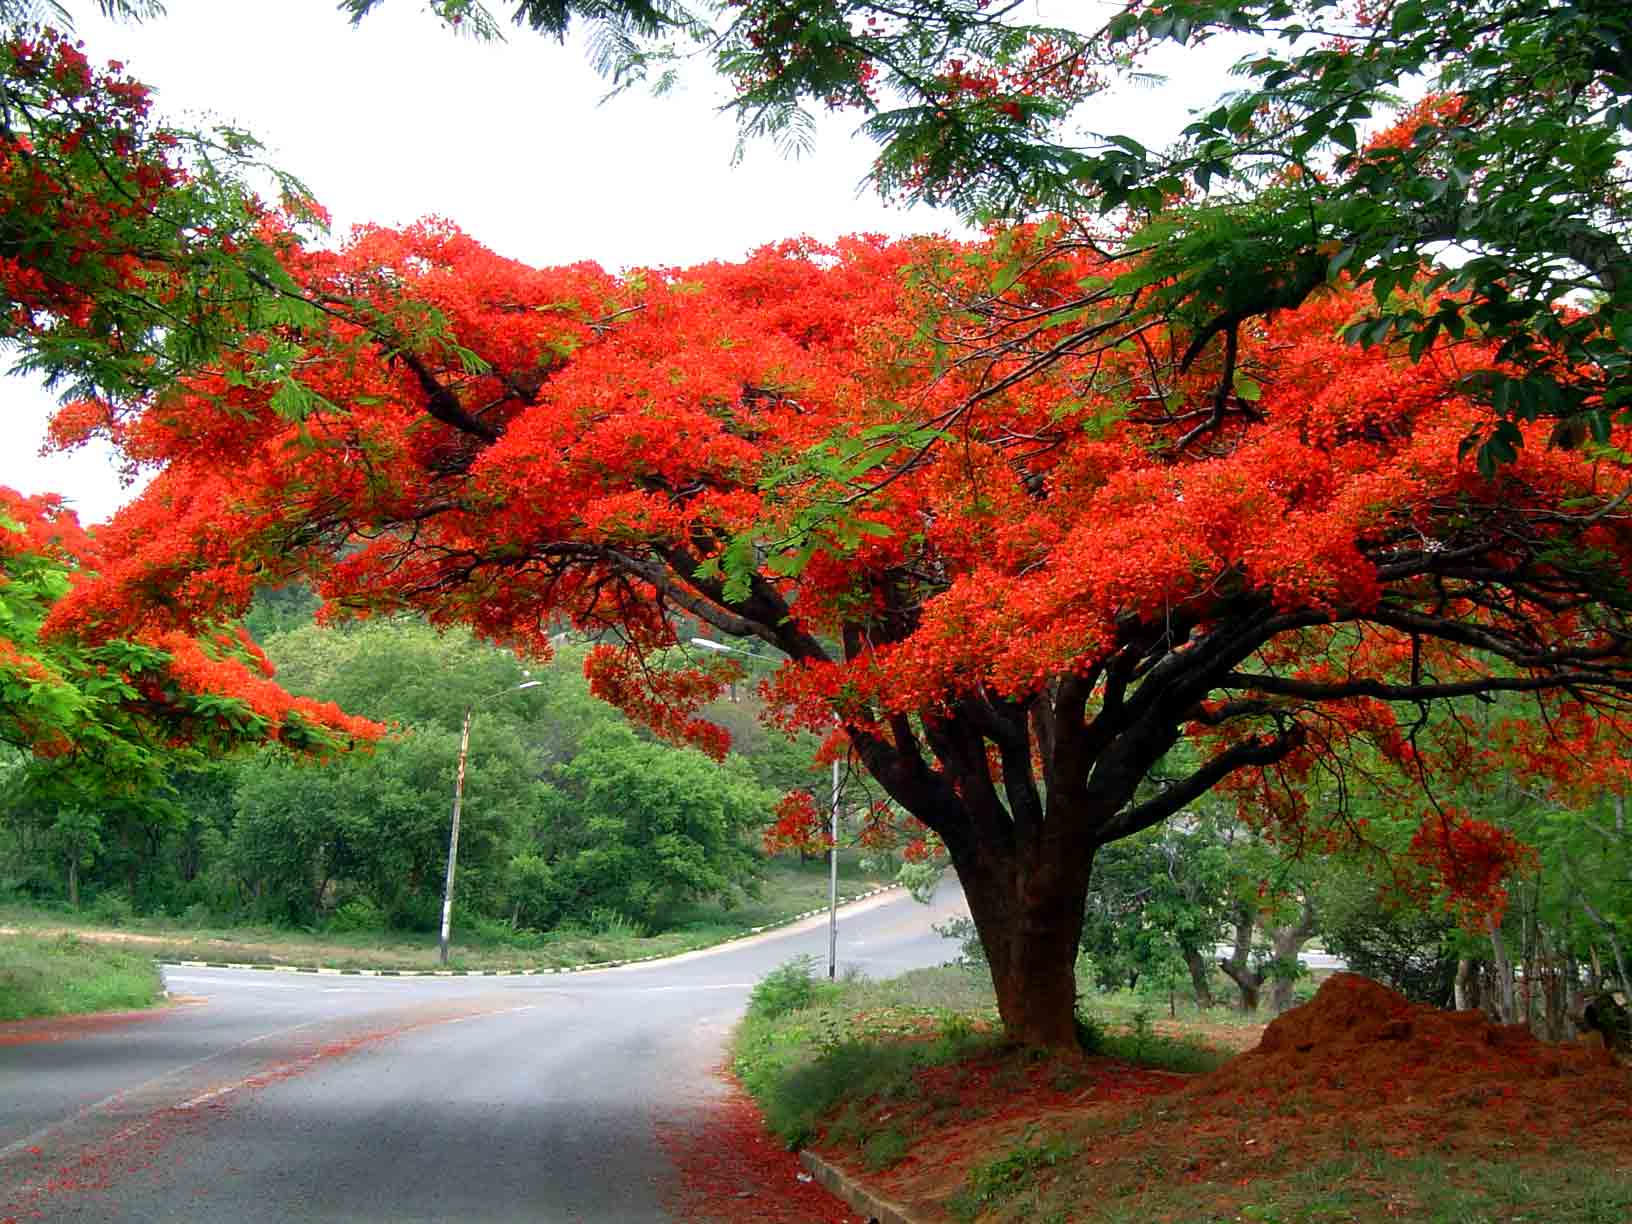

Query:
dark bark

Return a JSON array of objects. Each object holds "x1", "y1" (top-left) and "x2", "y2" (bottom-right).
[
  {"x1": 1182, "y1": 946, "x2": 1216, "y2": 1010},
  {"x1": 1220, "y1": 902, "x2": 1263, "y2": 1012},
  {"x1": 953, "y1": 834, "x2": 1095, "y2": 1049},
  {"x1": 1267, "y1": 898, "x2": 1318, "y2": 1014}
]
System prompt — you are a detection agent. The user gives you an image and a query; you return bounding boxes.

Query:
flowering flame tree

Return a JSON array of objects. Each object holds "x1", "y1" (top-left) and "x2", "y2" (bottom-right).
[{"x1": 39, "y1": 208, "x2": 1632, "y2": 1045}]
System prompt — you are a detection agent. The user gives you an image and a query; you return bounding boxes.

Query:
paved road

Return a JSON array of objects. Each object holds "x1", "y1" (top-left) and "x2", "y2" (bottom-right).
[{"x1": 0, "y1": 881, "x2": 967, "y2": 1223}]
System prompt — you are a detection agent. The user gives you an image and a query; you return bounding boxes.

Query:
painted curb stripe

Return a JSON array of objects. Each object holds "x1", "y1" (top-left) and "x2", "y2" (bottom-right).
[{"x1": 153, "y1": 883, "x2": 905, "y2": 977}]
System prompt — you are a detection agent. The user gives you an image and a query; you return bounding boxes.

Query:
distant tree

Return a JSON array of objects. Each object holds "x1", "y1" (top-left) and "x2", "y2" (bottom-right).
[
  {"x1": 1319, "y1": 875, "x2": 1460, "y2": 1007},
  {"x1": 1080, "y1": 816, "x2": 1234, "y2": 1009},
  {"x1": 229, "y1": 725, "x2": 543, "y2": 926},
  {"x1": 537, "y1": 724, "x2": 769, "y2": 926}
]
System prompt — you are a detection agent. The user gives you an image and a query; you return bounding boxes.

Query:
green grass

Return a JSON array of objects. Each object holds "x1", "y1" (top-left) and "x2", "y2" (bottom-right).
[
  {"x1": 733, "y1": 964, "x2": 1003, "y2": 1148},
  {"x1": 1065, "y1": 1149, "x2": 1632, "y2": 1224},
  {"x1": 0, "y1": 854, "x2": 894, "y2": 973},
  {"x1": 948, "y1": 1127, "x2": 1081, "y2": 1223},
  {"x1": 730, "y1": 964, "x2": 1632, "y2": 1223},
  {"x1": 0, "y1": 933, "x2": 165, "y2": 1021}
]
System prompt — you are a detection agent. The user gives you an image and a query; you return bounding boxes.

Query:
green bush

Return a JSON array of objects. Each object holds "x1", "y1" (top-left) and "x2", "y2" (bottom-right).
[
  {"x1": 862, "y1": 1126, "x2": 911, "y2": 1171},
  {"x1": 748, "y1": 956, "x2": 838, "y2": 1021},
  {"x1": 89, "y1": 891, "x2": 134, "y2": 927},
  {"x1": 1073, "y1": 998, "x2": 1105, "y2": 1054},
  {"x1": 588, "y1": 906, "x2": 646, "y2": 940},
  {"x1": 949, "y1": 1128, "x2": 1079, "y2": 1222},
  {"x1": 325, "y1": 897, "x2": 384, "y2": 933}
]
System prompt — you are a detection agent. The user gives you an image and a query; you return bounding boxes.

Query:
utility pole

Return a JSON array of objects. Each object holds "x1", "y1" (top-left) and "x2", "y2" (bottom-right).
[
  {"x1": 828, "y1": 749, "x2": 840, "y2": 980},
  {"x1": 689, "y1": 636, "x2": 846, "y2": 979},
  {"x1": 438, "y1": 678, "x2": 543, "y2": 966},
  {"x1": 438, "y1": 707, "x2": 474, "y2": 966}
]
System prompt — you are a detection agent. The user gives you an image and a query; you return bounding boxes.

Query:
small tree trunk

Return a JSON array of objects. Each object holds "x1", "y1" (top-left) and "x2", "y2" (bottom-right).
[
  {"x1": 1489, "y1": 918, "x2": 1518, "y2": 1024},
  {"x1": 1454, "y1": 957, "x2": 1476, "y2": 1011},
  {"x1": 67, "y1": 856, "x2": 79, "y2": 910},
  {"x1": 1182, "y1": 947, "x2": 1215, "y2": 1010},
  {"x1": 1221, "y1": 902, "x2": 1264, "y2": 1012},
  {"x1": 1267, "y1": 898, "x2": 1317, "y2": 1014}
]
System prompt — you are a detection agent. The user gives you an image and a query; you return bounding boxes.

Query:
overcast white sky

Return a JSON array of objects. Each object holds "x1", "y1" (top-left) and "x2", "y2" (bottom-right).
[{"x1": 3, "y1": 0, "x2": 1242, "y2": 521}]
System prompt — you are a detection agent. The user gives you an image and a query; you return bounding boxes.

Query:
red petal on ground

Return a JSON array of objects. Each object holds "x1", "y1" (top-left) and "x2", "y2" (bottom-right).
[{"x1": 656, "y1": 1071, "x2": 863, "y2": 1224}]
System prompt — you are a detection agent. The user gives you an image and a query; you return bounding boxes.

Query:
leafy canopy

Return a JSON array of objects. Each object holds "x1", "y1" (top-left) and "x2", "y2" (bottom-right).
[{"x1": 345, "y1": 0, "x2": 1630, "y2": 468}]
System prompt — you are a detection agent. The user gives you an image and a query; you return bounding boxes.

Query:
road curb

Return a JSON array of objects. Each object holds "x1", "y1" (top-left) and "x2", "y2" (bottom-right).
[
  {"x1": 157, "y1": 885, "x2": 903, "y2": 977},
  {"x1": 800, "y1": 1149, "x2": 922, "y2": 1224}
]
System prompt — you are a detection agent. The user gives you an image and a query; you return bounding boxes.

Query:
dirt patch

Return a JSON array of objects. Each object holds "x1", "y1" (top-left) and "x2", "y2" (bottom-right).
[
  {"x1": 804, "y1": 974, "x2": 1632, "y2": 1221},
  {"x1": 1, "y1": 926, "x2": 189, "y2": 949}
]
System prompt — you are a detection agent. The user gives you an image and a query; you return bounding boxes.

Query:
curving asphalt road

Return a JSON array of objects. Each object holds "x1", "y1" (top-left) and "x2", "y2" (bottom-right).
[{"x1": 1, "y1": 880, "x2": 968, "y2": 1222}]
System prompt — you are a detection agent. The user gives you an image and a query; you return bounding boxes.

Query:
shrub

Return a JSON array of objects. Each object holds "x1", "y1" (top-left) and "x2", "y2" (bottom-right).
[
  {"x1": 949, "y1": 1127, "x2": 1079, "y2": 1222},
  {"x1": 862, "y1": 1127, "x2": 911, "y2": 1171},
  {"x1": 326, "y1": 897, "x2": 384, "y2": 934},
  {"x1": 1073, "y1": 999, "x2": 1105, "y2": 1054},
  {"x1": 89, "y1": 891, "x2": 134, "y2": 927},
  {"x1": 749, "y1": 956, "x2": 835, "y2": 1021}
]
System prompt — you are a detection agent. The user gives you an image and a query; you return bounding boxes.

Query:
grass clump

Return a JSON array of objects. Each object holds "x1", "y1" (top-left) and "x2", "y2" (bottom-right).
[
  {"x1": 0, "y1": 933, "x2": 164, "y2": 1021},
  {"x1": 1099, "y1": 1007, "x2": 1229, "y2": 1074},
  {"x1": 948, "y1": 1126, "x2": 1079, "y2": 1223}
]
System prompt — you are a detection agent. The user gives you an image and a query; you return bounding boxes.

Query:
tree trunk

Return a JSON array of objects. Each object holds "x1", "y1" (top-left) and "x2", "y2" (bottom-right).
[
  {"x1": 1454, "y1": 957, "x2": 1476, "y2": 1011},
  {"x1": 955, "y1": 845, "x2": 1092, "y2": 1049},
  {"x1": 1182, "y1": 946, "x2": 1215, "y2": 1009},
  {"x1": 1220, "y1": 902, "x2": 1263, "y2": 1012},
  {"x1": 1488, "y1": 917, "x2": 1518, "y2": 1024},
  {"x1": 1267, "y1": 898, "x2": 1318, "y2": 1014},
  {"x1": 67, "y1": 856, "x2": 79, "y2": 910}
]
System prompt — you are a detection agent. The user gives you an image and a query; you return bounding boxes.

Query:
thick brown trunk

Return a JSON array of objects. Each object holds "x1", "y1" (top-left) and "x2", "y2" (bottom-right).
[
  {"x1": 956, "y1": 846, "x2": 1092, "y2": 1049},
  {"x1": 1220, "y1": 959, "x2": 1263, "y2": 1013}
]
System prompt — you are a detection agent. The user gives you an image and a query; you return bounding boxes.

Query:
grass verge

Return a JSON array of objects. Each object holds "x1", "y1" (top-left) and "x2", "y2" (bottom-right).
[
  {"x1": 0, "y1": 856, "x2": 894, "y2": 973},
  {"x1": 0, "y1": 933, "x2": 165, "y2": 1021},
  {"x1": 733, "y1": 964, "x2": 1632, "y2": 1223},
  {"x1": 732, "y1": 963, "x2": 1223, "y2": 1154}
]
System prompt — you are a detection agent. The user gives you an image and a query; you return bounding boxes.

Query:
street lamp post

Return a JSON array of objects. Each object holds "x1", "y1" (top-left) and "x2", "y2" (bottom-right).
[
  {"x1": 439, "y1": 678, "x2": 543, "y2": 966},
  {"x1": 691, "y1": 637, "x2": 844, "y2": 980}
]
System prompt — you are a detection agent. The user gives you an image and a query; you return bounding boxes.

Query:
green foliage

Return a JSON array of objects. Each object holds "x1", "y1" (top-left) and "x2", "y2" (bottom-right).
[
  {"x1": 748, "y1": 955, "x2": 836, "y2": 1021},
  {"x1": 1318, "y1": 870, "x2": 1460, "y2": 1005},
  {"x1": 1072, "y1": 999, "x2": 1104, "y2": 1055},
  {"x1": 860, "y1": 1126, "x2": 910, "y2": 1171},
  {"x1": 1079, "y1": 814, "x2": 1232, "y2": 997},
  {"x1": 0, "y1": 932, "x2": 162, "y2": 1020},
  {"x1": 734, "y1": 965, "x2": 1002, "y2": 1148},
  {"x1": 242, "y1": 583, "x2": 321, "y2": 642},
  {"x1": 537, "y1": 721, "x2": 769, "y2": 926}
]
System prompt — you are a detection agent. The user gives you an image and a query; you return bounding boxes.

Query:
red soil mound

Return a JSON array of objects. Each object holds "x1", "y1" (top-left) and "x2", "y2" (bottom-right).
[{"x1": 1190, "y1": 973, "x2": 1630, "y2": 1150}]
